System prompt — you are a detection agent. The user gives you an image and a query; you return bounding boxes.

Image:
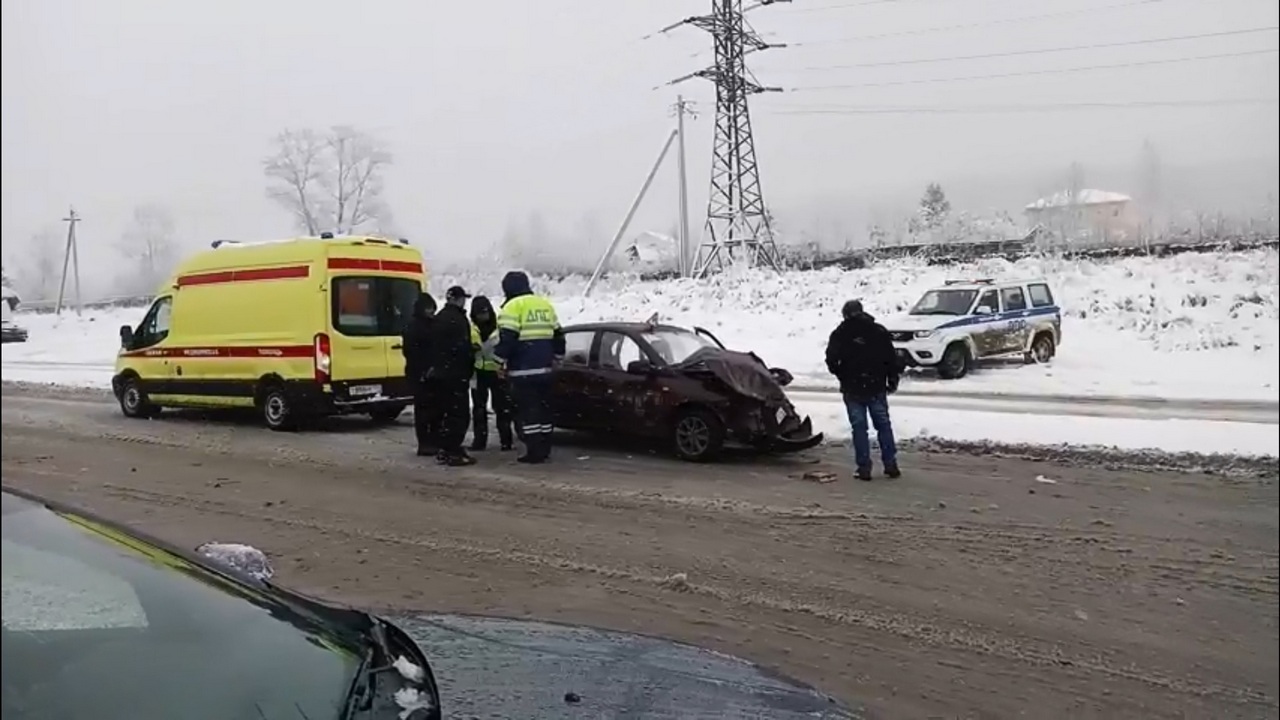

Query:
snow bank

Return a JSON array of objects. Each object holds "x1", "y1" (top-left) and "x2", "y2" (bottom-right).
[
  {"x1": 440, "y1": 249, "x2": 1280, "y2": 402},
  {"x1": 4, "y1": 249, "x2": 1277, "y2": 402}
]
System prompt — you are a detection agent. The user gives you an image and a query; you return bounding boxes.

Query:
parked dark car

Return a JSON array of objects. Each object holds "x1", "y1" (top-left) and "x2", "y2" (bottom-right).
[
  {"x1": 552, "y1": 322, "x2": 823, "y2": 461},
  {"x1": 0, "y1": 486, "x2": 441, "y2": 720},
  {"x1": 1, "y1": 486, "x2": 861, "y2": 719},
  {"x1": 0, "y1": 320, "x2": 28, "y2": 343}
]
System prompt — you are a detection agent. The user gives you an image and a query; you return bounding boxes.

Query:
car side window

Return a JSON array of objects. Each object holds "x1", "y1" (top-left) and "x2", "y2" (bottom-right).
[
  {"x1": 562, "y1": 332, "x2": 593, "y2": 367},
  {"x1": 1027, "y1": 283, "x2": 1054, "y2": 308},
  {"x1": 133, "y1": 296, "x2": 173, "y2": 348},
  {"x1": 1001, "y1": 287, "x2": 1028, "y2": 312},
  {"x1": 598, "y1": 332, "x2": 642, "y2": 371},
  {"x1": 974, "y1": 290, "x2": 999, "y2": 314}
]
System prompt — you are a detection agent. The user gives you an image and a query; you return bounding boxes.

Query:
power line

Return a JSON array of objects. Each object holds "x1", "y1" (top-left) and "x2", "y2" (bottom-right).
[
  {"x1": 763, "y1": 98, "x2": 1279, "y2": 115},
  {"x1": 789, "y1": 26, "x2": 1279, "y2": 70},
  {"x1": 792, "y1": 0, "x2": 1166, "y2": 47},
  {"x1": 789, "y1": 0, "x2": 926, "y2": 12},
  {"x1": 787, "y1": 48, "x2": 1279, "y2": 91}
]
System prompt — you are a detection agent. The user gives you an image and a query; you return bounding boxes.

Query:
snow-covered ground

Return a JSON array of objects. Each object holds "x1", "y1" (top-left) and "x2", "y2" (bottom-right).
[{"x1": 2, "y1": 249, "x2": 1276, "y2": 456}]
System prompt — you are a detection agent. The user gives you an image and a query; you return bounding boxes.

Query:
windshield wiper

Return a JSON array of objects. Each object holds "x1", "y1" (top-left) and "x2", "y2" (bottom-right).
[{"x1": 340, "y1": 620, "x2": 395, "y2": 719}]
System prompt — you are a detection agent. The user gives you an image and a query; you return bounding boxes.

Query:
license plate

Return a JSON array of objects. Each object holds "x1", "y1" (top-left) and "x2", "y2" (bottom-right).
[
  {"x1": 349, "y1": 384, "x2": 381, "y2": 397},
  {"x1": 775, "y1": 407, "x2": 788, "y2": 423}
]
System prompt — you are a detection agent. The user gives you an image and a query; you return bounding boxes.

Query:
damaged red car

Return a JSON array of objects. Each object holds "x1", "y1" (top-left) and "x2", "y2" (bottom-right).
[{"x1": 551, "y1": 322, "x2": 824, "y2": 461}]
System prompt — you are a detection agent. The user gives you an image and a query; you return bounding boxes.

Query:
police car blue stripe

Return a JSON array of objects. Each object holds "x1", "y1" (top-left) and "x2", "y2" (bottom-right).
[{"x1": 935, "y1": 305, "x2": 1060, "y2": 331}]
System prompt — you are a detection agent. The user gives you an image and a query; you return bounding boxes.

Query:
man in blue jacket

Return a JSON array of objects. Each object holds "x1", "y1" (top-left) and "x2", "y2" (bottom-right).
[{"x1": 493, "y1": 271, "x2": 565, "y2": 464}]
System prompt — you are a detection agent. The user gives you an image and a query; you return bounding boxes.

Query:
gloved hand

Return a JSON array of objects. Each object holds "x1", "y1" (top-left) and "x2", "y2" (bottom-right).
[{"x1": 886, "y1": 375, "x2": 900, "y2": 394}]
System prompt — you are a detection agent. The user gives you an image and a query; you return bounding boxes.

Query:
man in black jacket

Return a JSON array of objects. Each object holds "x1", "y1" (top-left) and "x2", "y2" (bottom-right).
[
  {"x1": 429, "y1": 286, "x2": 478, "y2": 466},
  {"x1": 402, "y1": 292, "x2": 439, "y2": 457},
  {"x1": 825, "y1": 299, "x2": 901, "y2": 481}
]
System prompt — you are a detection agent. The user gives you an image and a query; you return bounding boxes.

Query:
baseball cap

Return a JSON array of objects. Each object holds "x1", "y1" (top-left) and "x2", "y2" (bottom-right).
[{"x1": 446, "y1": 285, "x2": 471, "y2": 301}]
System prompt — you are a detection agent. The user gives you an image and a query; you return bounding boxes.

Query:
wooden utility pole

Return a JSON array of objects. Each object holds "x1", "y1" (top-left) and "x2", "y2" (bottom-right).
[{"x1": 56, "y1": 207, "x2": 82, "y2": 316}]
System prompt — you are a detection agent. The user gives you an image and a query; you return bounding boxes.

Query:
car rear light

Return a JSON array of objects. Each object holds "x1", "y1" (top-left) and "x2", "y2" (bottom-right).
[{"x1": 314, "y1": 333, "x2": 331, "y2": 383}]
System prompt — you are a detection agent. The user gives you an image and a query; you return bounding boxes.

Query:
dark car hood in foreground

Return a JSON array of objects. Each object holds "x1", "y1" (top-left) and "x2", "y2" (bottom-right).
[
  {"x1": 391, "y1": 614, "x2": 864, "y2": 719},
  {"x1": 676, "y1": 348, "x2": 789, "y2": 405}
]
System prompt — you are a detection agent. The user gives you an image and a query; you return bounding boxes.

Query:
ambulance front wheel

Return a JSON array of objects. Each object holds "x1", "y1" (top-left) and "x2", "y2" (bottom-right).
[{"x1": 118, "y1": 377, "x2": 159, "y2": 419}]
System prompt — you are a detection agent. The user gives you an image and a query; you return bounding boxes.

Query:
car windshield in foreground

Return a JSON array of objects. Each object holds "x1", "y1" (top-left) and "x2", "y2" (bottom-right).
[
  {"x1": 0, "y1": 491, "x2": 363, "y2": 720},
  {"x1": 642, "y1": 329, "x2": 718, "y2": 365},
  {"x1": 909, "y1": 289, "x2": 978, "y2": 316}
]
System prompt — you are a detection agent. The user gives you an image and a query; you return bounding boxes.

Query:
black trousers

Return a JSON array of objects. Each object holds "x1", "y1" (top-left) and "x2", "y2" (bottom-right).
[
  {"x1": 511, "y1": 374, "x2": 554, "y2": 460},
  {"x1": 471, "y1": 370, "x2": 514, "y2": 449},
  {"x1": 412, "y1": 378, "x2": 442, "y2": 450},
  {"x1": 438, "y1": 380, "x2": 471, "y2": 454}
]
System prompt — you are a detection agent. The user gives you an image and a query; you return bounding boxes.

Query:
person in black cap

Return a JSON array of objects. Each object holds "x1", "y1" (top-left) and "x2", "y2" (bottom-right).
[
  {"x1": 401, "y1": 292, "x2": 440, "y2": 456},
  {"x1": 825, "y1": 299, "x2": 901, "y2": 481},
  {"x1": 427, "y1": 285, "x2": 478, "y2": 466}
]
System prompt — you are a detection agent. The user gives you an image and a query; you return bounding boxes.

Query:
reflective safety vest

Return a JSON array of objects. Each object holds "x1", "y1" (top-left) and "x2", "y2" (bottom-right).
[
  {"x1": 471, "y1": 323, "x2": 501, "y2": 372},
  {"x1": 495, "y1": 294, "x2": 562, "y2": 376}
]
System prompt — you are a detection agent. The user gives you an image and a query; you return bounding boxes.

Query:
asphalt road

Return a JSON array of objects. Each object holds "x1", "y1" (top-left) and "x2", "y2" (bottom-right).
[{"x1": 2, "y1": 383, "x2": 1276, "y2": 719}]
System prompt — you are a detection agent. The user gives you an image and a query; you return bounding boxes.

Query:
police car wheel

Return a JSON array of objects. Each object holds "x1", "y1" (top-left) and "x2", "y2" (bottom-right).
[
  {"x1": 672, "y1": 408, "x2": 725, "y2": 462},
  {"x1": 1026, "y1": 334, "x2": 1056, "y2": 364},
  {"x1": 937, "y1": 343, "x2": 972, "y2": 380}
]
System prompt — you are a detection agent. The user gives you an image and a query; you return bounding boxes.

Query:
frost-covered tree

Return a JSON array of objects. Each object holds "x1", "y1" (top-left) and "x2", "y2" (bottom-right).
[
  {"x1": 15, "y1": 229, "x2": 64, "y2": 300},
  {"x1": 913, "y1": 183, "x2": 951, "y2": 232},
  {"x1": 264, "y1": 126, "x2": 392, "y2": 235},
  {"x1": 118, "y1": 204, "x2": 178, "y2": 296}
]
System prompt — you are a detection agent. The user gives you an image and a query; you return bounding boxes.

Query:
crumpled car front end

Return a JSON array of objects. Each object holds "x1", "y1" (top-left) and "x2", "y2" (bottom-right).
[{"x1": 680, "y1": 348, "x2": 824, "y2": 453}]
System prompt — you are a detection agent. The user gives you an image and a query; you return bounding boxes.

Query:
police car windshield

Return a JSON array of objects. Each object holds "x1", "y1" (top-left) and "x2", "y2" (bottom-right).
[
  {"x1": 910, "y1": 289, "x2": 978, "y2": 316},
  {"x1": 642, "y1": 329, "x2": 716, "y2": 365}
]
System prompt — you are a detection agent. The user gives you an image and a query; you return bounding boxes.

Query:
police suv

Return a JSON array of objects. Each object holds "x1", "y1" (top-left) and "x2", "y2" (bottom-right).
[{"x1": 883, "y1": 278, "x2": 1061, "y2": 379}]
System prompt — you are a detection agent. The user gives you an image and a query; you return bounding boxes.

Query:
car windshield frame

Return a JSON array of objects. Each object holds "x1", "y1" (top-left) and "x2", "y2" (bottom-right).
[
  {"x1": 640, "y1": 328, "x2": 718, "y2": 366},
  {"x1": 1, "y1": 491, "x2": 366, "y2": 720},
  {"x1": 909, "y1": 288, "x2": 980, "y2": 316}
]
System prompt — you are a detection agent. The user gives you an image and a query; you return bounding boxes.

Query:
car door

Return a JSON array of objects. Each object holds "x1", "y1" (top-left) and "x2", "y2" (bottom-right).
[
  {"x1": 380, "y1": 276, "x2": 423, "y2": 393},
  {"x1": 551, "y1": 330, "x2": 596, "y2": 429},
  {"x1": 969, "y1": 289, "x2": 1004, "y2": 358},
  {"x1": 329, "y1": 276, "x2": 391, "y2": 393},
  {"x1": 124, "y1": 296, "x2": 177, "y2": 398},
  {"x1": 999, "y1": 285, "x2": 1033, "y2": 353},
  {"x1": 592, "y1": 331, "x2": 665, "y2": 437}
]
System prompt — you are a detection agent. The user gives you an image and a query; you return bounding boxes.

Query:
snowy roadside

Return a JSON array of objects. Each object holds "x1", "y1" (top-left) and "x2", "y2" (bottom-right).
[{"x1": 16, "y1": 248, "x2": 1270, "y2": 401}]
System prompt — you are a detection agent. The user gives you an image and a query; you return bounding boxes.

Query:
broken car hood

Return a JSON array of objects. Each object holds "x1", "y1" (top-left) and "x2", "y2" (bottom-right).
[
  {"x1": 676, "y1": 348, "x2": 789, "y2": 404},
  {"x1": 392, "y1": 614, "x2": 863, "y2": 719}
]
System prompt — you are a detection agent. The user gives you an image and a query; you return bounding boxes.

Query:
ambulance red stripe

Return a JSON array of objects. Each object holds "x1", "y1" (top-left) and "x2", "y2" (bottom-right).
[
  {"x1": 328, "y1": 257, "x2": 423, "y2": 274},
  {"x1": 177, "y1": 265, "x2": 310, "y2": 287},
  {"x1": 119, "y1": 345, "x2": 313, "y2": 359}
]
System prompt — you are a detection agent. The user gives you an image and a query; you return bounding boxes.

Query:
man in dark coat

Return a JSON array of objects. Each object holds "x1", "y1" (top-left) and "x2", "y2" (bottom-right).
[
  {"x1": 825, "y1": 299, "x2": 901, "y2": 481},
  {"x1": 469, "y1": 295, "x2": 515, "y2": 451},
  {"x1": 429, "y1": 286, "x2": 478, "y2": 466},
  {"x1": 401, "y1": 292, "x2": 439, "y2": 456}
]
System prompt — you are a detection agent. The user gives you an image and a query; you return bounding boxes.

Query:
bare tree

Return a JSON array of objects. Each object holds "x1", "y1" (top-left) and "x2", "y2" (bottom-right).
[
  {"x1": 118, "y1": 204, "x2": 178, "y2": 295},
  {"x1": 14, "y1": 229, "x2": 64, "y2": 300},
  {"x1": 263, "y1": 126, "x2": 392, "y2": 235}
]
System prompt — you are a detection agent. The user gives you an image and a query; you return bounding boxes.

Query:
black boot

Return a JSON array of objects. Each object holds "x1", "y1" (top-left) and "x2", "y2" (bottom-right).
[
  {"x1": 438, "y1": 449, "x2": 477, "y2": 467},
  {"x1": 855, "y1": 468, "x2": 873, "y2": 481},
  {"x1": 884, "y1": 463, "x2": 901, "y2": 479}
]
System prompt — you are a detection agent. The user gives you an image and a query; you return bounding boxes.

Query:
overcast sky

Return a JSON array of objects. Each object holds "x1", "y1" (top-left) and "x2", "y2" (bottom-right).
[{"x1": 2, "y1": 0, "x2": 1277, "y2": 290}]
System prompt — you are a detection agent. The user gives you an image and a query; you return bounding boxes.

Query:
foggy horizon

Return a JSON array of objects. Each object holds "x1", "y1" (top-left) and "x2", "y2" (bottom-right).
[{"x1": 3, "y1": 0, "x2": 1277, "y2": 297}]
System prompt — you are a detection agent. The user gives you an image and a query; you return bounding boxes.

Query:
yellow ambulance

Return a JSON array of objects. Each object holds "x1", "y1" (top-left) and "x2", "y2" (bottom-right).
[{"x1": 112, "y1": 233, "x2": 427, "y2": 430}]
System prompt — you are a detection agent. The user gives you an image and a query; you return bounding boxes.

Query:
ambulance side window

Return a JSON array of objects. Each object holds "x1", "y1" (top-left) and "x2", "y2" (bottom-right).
[
  {"x1": 133, "y1": 297, "x2": 173, "y2": 348},
  {"x1": 332, "y1": 278, "x2": 379, "y2": 336}
]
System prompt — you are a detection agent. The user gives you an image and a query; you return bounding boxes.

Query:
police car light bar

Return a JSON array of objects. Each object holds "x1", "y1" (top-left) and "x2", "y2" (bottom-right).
[{"x1": 944, "y1": 278, "x2": 995, "y2": 285}]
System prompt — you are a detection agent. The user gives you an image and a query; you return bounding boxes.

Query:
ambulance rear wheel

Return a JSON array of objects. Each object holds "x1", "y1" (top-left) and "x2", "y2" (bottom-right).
[
  {"x1": 260, "y1": 385, "x2": 298, "y2": 432},
  {"x1": 369, "y1": 405, "x2": 406, "y2": 424},
  {"x1": 119, "y1": 378, "x2": 159, "y2": 419}
]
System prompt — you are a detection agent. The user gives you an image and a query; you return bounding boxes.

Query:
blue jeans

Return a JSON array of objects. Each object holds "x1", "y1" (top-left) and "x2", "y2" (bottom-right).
[{"x1": 844, "y1": 393, "x2": 897, "y2": 472}]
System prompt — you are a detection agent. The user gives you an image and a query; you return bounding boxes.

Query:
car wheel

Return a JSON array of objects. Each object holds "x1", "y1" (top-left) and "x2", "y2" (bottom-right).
[
  {"x1": 260, "y1": 385, "x2": 298, "y2": 432},
  {"x1": 937, "y1": 342, "x2": 972, "y2": 380},
  {"x1": 369, "y1": 404, "x2": 406, "y2": 424},
  {"x1": 118, "y1": 378, "x2": 159, "y2": 419},
  {"x1": 672, "y1": 407, "x2": 726, "y2": 462},
  {"x1": 1025, "y1": 333, "x2": 1056, "y2": 364}
]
